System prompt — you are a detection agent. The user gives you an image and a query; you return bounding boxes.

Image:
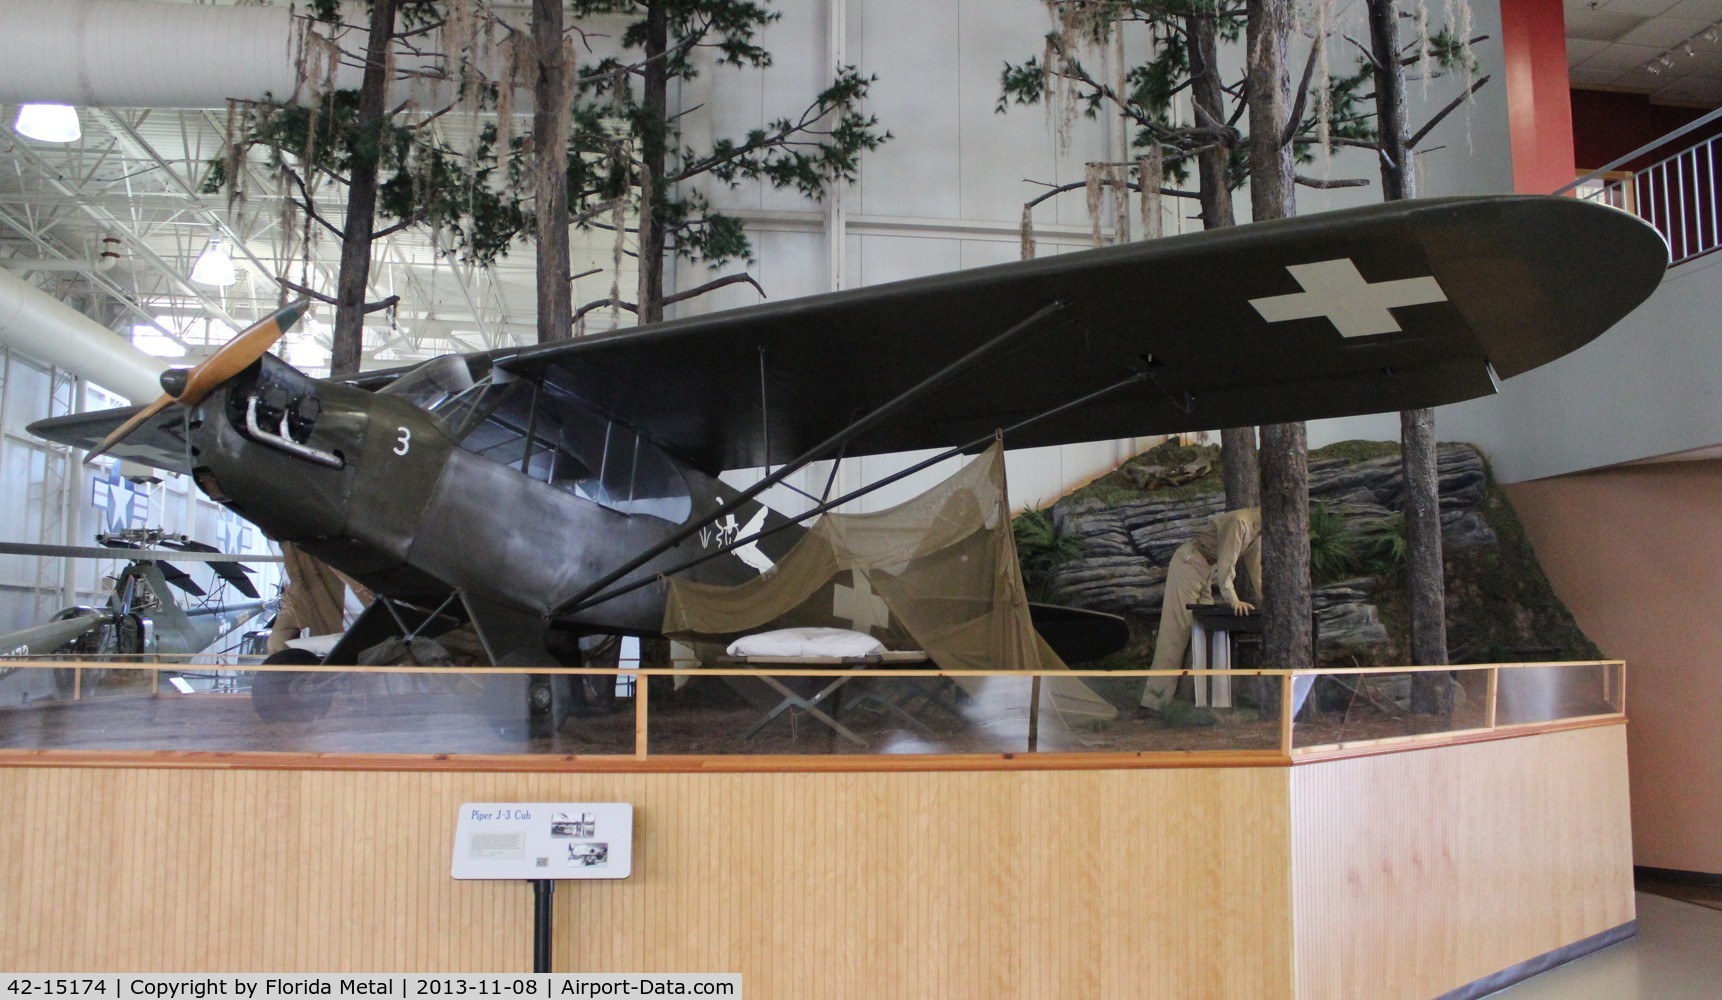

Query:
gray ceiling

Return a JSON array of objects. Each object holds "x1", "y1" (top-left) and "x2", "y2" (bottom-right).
[{"x1": 1567, "y1": 0, "x2": 1722, "y2": 104}]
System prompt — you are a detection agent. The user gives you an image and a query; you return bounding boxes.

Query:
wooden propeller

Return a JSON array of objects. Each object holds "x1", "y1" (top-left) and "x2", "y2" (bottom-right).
[{"x1": 85, "y1": 300, "x2": 309, "y2": 465}]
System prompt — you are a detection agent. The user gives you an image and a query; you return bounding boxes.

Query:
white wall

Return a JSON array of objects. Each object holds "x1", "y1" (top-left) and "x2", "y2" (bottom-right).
[{"x1": 1431, "y1": 248, "x2": 1722, "y2": 483}]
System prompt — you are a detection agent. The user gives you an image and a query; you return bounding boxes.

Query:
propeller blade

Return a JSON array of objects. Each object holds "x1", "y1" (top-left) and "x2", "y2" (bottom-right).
[
  {"x1": 82, "y1": 300, "x2": 309, "y2": 465},
  {"x1": 179, "y1": 300, "x2": 308, "y2": 406},
  {"x1": 84, "y1": 394, "x2": 174, "y2": 465}
]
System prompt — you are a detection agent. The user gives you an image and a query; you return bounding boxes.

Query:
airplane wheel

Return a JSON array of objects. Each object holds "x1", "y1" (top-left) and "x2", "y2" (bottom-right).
[
  {"x1": 495, "y1": 649, "x2": 574, "y2": 740},
  {"x1": 252, "y1": 649, "x2": 333, "y2": 723},
  {"x1": 571, "y1": 635, "x2": 621, "y2": 717}
]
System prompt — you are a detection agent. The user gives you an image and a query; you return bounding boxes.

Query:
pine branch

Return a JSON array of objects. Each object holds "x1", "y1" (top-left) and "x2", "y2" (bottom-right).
[
  {"x1": 1344, "y1": 34, "x2": 1380, "y2": 70},
  {"x1": 1022, "y1": 177, "x2": 1198, "y2": 210},
  {"x1": 661, "y1": 272, "x2": 766, "y2": 307},
  {"x1": 573, "y1": 297, "x2": 636, "y2": 323},
  {"x1": 1282, "y1": 35, "x2": 1324, "y2": 147},
  {"x1": 278, "y1": 164, "x2": 345, "y2": 240},
  {"x1": 373, "y1": 214, "x2": 426, "y2": 239},
  {"x1": 1397, "y1": 35, "x2": 1491, "y2": 68},
  {"x1": 279, "y1": 279, "x2": 337, "y2": 306},
  {"x1": 279, "y1": 278, "x2": 399, "y2": 314},
  {"x1": 1408, "y1": 74, "x2": 1491, "y2": 149},
  {"x1": 1295, "y1": 174, "x2": 1371, "y2": 189}
]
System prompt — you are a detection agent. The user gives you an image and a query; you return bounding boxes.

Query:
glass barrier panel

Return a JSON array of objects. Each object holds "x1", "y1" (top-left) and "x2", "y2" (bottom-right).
[
  {"x1": 646, "y1": 672, "x2": 1046, "y2": 756},
  {"x1": 642, "y1": 671, "x2": 1287, "y2": 756},
  {"x1": 1494, "y1": 662, "x2": 1620, "y2": 727},
  {"x1": 1092, "y1": 671, "x2": 1286, "y2": 753},
  {"x1": 0, "y1": 665, "x2": 638, "y2": 756},
  {"x1": 1292, "y1": 668, "x2": 1494, "y2": 750}
]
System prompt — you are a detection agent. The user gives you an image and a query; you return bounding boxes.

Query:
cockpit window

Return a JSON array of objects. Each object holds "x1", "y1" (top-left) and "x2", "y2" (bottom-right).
[
  {"x1": 433, "y1": 377, "x2": 690, "y2": 523},
  {"x1": 377, "y1": 356, "x2": 475, "y2": 412}
]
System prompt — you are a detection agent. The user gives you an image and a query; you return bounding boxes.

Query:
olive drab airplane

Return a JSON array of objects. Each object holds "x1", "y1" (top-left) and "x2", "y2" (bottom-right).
[{"x1": 29, "y1": 195, "x2": 1668, "y2": 734}]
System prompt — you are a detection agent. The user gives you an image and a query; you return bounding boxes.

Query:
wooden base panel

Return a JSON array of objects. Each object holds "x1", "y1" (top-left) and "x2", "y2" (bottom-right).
[{"x1": 0, "y1": 724, "x2": 1632, "y2": 1000}]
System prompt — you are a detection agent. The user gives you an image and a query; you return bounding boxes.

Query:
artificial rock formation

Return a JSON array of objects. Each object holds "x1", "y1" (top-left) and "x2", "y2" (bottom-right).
[{"x1": 1048, "y1": 444, "x2": 1502, "y2": 658}]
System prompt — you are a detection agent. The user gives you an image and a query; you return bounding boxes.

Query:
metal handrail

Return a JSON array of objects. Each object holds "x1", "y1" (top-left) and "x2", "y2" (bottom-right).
[
  {"x1": 1568, "y1": 111, "x2": 1722, "y2": 265},
  {"x1": 1557, "y1": 104, "x2": 1722, "y2": 196}
]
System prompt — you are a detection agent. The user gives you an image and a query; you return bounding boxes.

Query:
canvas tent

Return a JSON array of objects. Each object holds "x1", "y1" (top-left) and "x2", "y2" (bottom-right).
[{"x1": 662, "y1": 442, "x2": 1117, "y2": 730}]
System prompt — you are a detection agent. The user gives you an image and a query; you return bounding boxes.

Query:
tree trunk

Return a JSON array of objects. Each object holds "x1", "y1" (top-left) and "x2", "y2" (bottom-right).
[
  {"x1": 637, "y1": 2, "x2": 669, "y2": 325},
  {"x1": 1247, "y1": 0, "x2": 1312, "y2": 702},
  {"x1": 1189, "y1": 12, "x2": 1260, "y2": 511},
  {"x1": 330, "y1": 0, "x2": 397, "y2": 377},
  {"x1": 1369, "y1": 0, "x2": 1450, "y2": 697},
  {"x1": 1367, "y1": 0, "x2": 1413, "y2": 202},
  {"x1": 1402, "y1": 410, "x2": 1449, "y2": 663},
  {"x1": 1246, "y1": 0, "x2": 1297, "y2": 223},
  {"x1": 1188, "y1": 13, "x2": 1235, "y2": 232},
  {"x1": 1220, "y1": 427, "x2": 1260, "y2": 510},
  {"x1": 534, "y1": 0, "x2": 573, "y2": 344}
]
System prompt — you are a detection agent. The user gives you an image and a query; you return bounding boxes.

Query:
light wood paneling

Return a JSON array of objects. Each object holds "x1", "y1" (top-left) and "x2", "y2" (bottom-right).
[
  {"x1": 0, "y1": 724, "x2": 1633, "y2": 999},
  {"x1": 0, "y1": 766, "x2": 1294, "y2": 998},
  {"x1": 1290, "y1": 724, "x2": 1635, "y2": 999}
]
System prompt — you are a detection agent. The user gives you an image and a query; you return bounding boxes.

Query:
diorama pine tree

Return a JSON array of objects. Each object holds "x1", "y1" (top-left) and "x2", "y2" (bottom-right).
[
  {"x1": 1357, "y1": 0, "x2": 1489, "y2": 707},
  {"x1": 997, "y1": 0, "x2": 1374, "y2": 515},
  {"x1": 203, "y1": 0, "x2": 525, "y2": 376},
  {"x1": 544, "y1": 0, "x2": 890, "y2": 330}
]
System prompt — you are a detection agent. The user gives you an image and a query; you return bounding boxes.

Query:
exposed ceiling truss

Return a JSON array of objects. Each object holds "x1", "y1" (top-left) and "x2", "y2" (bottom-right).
[{"x1": 0, "y1": 101, "x2": 636, "y2": 379}]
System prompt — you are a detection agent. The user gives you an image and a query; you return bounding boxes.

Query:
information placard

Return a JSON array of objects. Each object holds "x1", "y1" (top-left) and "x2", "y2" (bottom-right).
[{"x1": 451, "y1": 803, "x2": 633, "y2": 880}]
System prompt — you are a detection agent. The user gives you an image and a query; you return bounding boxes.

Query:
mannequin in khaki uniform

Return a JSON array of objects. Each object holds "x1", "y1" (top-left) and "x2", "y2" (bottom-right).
[{"x1": 1141, "y1": 507, "x2": 1263, "y2": 711}]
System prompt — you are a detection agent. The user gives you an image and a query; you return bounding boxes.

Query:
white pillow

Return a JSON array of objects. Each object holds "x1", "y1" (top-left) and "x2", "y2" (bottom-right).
[{"x1": 727, "y1": 627, "x2": 886, "y2": 658}]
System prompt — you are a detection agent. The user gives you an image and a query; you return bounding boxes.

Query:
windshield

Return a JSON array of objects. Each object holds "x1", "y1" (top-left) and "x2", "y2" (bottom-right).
[{"x1": 377, "y1": 355, "x2": 475, "y2": 412}]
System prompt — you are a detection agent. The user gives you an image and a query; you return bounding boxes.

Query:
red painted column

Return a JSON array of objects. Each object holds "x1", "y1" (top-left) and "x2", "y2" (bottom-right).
[{"x1": 1501, "y1": 0, "x2": 1576, "y2": 194}]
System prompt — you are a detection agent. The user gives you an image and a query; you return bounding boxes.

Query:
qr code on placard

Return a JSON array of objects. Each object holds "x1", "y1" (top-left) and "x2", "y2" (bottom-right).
[{"x1": 536, "y1": 857, "x2": 549, "y2": 867}]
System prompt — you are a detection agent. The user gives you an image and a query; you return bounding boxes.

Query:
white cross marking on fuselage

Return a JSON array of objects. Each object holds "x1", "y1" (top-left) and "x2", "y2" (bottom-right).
[
  {"x1": 1249, "y1": 258, "x2": 1447, "y2": 338},
  {"x1": 832, "y1": 570, "x2": 890, "y2": 635}
]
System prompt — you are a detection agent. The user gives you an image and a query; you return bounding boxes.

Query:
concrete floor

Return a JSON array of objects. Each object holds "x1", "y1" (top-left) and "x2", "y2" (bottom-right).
[{"x1": 1492, "y1": 892, "x2": 1722, "y2": 998}]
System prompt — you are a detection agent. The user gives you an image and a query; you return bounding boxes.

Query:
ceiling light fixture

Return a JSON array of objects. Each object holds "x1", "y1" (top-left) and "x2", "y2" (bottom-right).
[
  {"x1": 1660, "y1": 54, "x2": 1675, "y2": 67},
  {"x1": 1648, "y1": 63, "x2": 1662, "y2": 75},
  {"x1": 1685, "y1": 42, "x2": 1696, "y2": 57},
  {"x1": 189, "y1": 236, "x2": 237, "y2": 287},
  {"x1": 1706, "y1": 27, "x2": 1719, "y2": 43},
  {"x1": 14, "y1": 104, "x2": 81, "y2": 143}
]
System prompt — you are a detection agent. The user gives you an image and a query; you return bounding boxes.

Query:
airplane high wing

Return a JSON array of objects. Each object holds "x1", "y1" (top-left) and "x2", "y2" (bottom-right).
[{"x1": 475, "y1": 194, "x2": 1665, "y2": 474}]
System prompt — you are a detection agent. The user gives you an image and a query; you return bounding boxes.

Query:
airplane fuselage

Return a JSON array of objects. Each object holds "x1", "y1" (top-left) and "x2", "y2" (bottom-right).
[{"x1": 189, "y1": 358, "x2": 771, "y2": 640}]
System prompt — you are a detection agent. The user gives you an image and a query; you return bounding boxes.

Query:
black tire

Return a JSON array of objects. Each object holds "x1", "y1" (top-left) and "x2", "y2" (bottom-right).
[
  {"x1": 571, "y1": 634, "x2": 621, "y2": 717},
  {"x1": 252, "y1": 649, "x2": 334, "y2": 723}
]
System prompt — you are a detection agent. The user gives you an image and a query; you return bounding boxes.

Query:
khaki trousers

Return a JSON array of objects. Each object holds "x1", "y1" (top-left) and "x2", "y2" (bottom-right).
[{"x1": 1142, "y1": 542, "x2": 1211, "y2": 709}]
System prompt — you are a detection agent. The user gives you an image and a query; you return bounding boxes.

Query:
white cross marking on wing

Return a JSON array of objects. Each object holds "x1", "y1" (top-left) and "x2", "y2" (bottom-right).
[{"x1": 1249, "y1": 258, "x2": 1448, "y2": 338}]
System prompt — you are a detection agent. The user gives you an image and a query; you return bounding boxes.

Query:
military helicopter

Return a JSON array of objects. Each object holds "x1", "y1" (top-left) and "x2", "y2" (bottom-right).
[
  {"x1": 28, "y1": 195, "x2": 1668, "y2": 733},
  {"x1": 0, "y1": 529, "x2": 271, "y2": 697}
]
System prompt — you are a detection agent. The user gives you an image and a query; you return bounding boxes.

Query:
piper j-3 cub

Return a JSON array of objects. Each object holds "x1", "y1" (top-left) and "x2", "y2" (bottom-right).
[{"x1": 30, "y1": 195, "x2": 1667, "y2": 734}]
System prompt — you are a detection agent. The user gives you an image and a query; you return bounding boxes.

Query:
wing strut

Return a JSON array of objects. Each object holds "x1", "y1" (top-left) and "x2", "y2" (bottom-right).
[
  {"x1": 559, "y1": 367, "x2": 1149, "y2": 616},
  {"x1": 547, "y1": 299, "x2": 1073, "y2": 619}
]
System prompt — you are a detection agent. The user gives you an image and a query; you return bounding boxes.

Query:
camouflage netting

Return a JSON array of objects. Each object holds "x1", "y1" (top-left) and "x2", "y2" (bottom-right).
[{"x1": 662, "y1": 442, "x2": 1116, "y2": 728}]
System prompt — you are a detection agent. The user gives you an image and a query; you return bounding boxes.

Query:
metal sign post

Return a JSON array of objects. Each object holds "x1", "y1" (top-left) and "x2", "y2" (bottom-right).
[{"x1": 451, "y1": 802, "x2": 634, "y2": 972}]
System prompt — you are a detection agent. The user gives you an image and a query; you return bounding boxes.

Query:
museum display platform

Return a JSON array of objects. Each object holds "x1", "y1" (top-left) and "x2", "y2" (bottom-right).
[{"x1": 0, "y1": 658, "x2": 1631, "y2": 999}]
